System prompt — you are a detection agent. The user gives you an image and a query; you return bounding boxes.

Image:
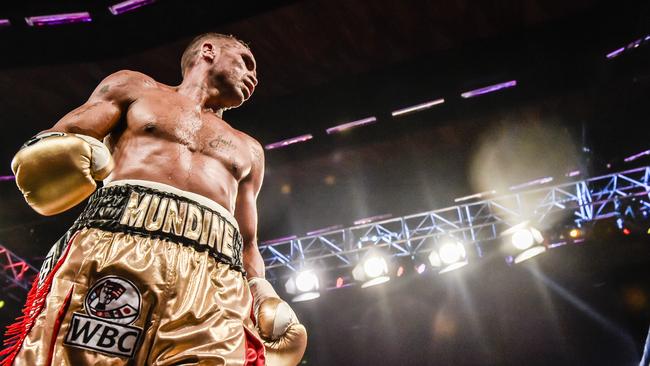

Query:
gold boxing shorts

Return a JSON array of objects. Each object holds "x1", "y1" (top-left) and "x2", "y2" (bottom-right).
[{"x1": 0, "y1": 180, "x2": 265, "y2": 366}]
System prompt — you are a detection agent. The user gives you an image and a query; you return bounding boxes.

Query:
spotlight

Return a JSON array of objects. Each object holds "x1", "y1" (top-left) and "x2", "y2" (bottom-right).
[
  {"x1": 569, "y1": 228, "x2": 581, "y2": 239},
  {"x1": 428, "y1": 238, "x2": 468, "y2": 274},
  {"x1": 511, "y1": 229, "x2": 534, "y2": 250},
  {"x1": 353, "y1": 250, "x2": 390, "y2": 288},
  {"x1": 0, "y1": 300, "x2": 5, "y2": 309},
  {"x1": 415, "y1": 263, "x2": 426, "y2": 274},
  {"x1": 295, "y1": 271, "x2": 318, "y2": 292},
  {"x1": 285, "y1": 270, "x2": 320, "y2": 302},
  {"x1": 502, "y1": 222, "x2": 546, "y2": 264}
]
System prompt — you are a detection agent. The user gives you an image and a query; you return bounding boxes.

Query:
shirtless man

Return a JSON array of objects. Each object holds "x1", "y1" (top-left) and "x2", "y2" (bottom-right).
[{"x1": 3, "y1": 33, "x2": 306, "y2": 365}]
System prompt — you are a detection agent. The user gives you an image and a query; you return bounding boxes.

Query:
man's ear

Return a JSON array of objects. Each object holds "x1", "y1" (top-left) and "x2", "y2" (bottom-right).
[{"x1": 200, "y1": 41, "x2": 219, "y2": 62}]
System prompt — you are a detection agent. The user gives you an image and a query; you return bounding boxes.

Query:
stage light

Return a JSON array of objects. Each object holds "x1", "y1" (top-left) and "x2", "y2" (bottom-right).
[
  {"x1": 109, "y1": 0, "x2": 156, "y2": 15},
  {"x1": 461, "y1": 80, "x2": 517, "y2": 98},
  {"x1": 353, "y1": 250, "x2": 390, "y2": 288},
  {"x1": 391, "y1": 98, "x2": 445, "y2": 117},
  {"x1": 428, "y1": 238, "x2": 468, "y2": 274},
  {"x1": 264, "y1": 134, "x2": 313, "y2": 150},
  {"x1": 295, "y1": 271, "x2": 318, "y2": 292},
  {"x1": 0, "y1": 300, "x2": 5, "y2": 309},
  {"x1": 624, "y1": 148, "x2": 650, "y2": 163},
  {"x1": 416, "y1": 263, "x2": 426, "y2": 274},
  {"x1": 364, "y1": 256, "x2": 387, "y2": 278},
  {"x1": 326, "y1": 117, "x2": 377, "y2": 135},
  {"x1": 511, "y1": 229, "x2": 534, "y2": 250},
  {"x1": 606, "y1": 47, "x2": 625, "y2": 59},
  {"x1": 509, "y1": 176, "x2": 554, "y2": 191},
  {"x1": 335, "y1": 277, "x2": 344, "y2": 288},
  {"x1": 623, "y1": 228, "x2": 631, "y2": 235},
  {"x1": 25, "y1": 12, "x2": 92, "y2": 27},
  {"x1": 0, "y1": 19, "x2": 10, "y2": 28},
  {"x1": 569, "y1": 228, "x2": 581, "y2": 239},
  {"x1": 502, "y1": 222, "x2": 546, "y2": 264},
  {"x1": 439, "y1": 241, "x2": 465, "y2": 264},
  {"x1": 285, "y1": 270, "x2": 320, "y2": 302}
]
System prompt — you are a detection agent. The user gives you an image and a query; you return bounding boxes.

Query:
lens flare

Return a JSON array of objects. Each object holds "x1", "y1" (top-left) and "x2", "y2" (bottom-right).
[
  {"x1": 295, "y1": 271, "x2": 319, "y2": 292},
  {"x1": 364, "y1": 256, "x2": 388, "y2": 278},
  {"x1": 512, "y1": 229, "x2": 534, "y2": 250}
]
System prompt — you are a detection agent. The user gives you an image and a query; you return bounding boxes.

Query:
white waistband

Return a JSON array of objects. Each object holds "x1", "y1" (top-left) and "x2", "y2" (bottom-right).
[{"x1": 105, "y1": 179, "x2": 239, "y2": 231}]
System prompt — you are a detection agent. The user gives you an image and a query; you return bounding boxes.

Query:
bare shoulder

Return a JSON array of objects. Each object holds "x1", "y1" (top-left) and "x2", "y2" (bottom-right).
[
  {"x1": 91, "y1": 70, "x2": 157, "y2": 103},
  {"x1": 238, "y1": 129, "x2": 264, "y2": 160},
  {"x1": 101, "y1": 70, "x2": 156, "y2": 87}
]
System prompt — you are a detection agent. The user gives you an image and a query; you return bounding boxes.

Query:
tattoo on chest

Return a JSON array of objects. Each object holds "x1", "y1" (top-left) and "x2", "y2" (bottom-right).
[{"x1": 208, "y1": 136, "x2": 236, "y2": 152}]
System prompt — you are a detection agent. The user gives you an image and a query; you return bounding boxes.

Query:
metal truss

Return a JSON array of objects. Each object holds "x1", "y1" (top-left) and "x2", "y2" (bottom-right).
[
  {"x1": 0, "y1": 245, "x2": 39, "y2": 299},
  {"x1": 1, "y1": 166, "x2": 649, "y2": 293},
  {"x1": 259, "y1": 166, "x2": 650, "y2": 277}
]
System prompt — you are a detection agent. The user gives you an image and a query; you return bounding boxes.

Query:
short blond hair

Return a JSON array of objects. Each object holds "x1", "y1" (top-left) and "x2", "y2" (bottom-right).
[{"x1": 180, "y1": 33, "x2": 249, "y2": 77}]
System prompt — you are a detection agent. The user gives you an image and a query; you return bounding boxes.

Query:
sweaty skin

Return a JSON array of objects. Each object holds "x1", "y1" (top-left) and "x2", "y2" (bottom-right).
[{"x1": 43, "y1": 38, "x2": 266, "y2": 278}]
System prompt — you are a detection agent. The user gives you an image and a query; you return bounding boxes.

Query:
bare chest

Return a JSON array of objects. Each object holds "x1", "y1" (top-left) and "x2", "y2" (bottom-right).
[{"x1": 123, "y1": 94, "x2": 251, "y2": 179}]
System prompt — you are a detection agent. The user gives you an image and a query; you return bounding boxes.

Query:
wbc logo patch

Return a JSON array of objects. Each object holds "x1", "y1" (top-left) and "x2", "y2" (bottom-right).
[{"x1": 64, "y1": 276, "x2": 143, "y2": 358}]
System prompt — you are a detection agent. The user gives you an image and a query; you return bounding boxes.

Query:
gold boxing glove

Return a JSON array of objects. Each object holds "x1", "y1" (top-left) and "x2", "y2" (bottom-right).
[
  {"x1": 248, "y1": 277, "x2": 307, "y2": 366},
  {"x1": 11, "y1": 132, "x2": 114, "y2": 216}
]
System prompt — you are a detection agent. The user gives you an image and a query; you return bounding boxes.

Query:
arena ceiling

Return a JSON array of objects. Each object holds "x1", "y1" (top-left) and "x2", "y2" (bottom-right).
[{"x1": 0, "y1": 0, "x2": 648, "y2": 258}]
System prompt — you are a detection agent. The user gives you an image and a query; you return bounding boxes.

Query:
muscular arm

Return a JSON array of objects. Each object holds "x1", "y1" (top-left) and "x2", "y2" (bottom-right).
[
  {"x1": 44, "y1": 70, "x2": 145, "y2": 139},
  {"x1": 235, "y1": 140, "x2": 266, "y2": 279}
]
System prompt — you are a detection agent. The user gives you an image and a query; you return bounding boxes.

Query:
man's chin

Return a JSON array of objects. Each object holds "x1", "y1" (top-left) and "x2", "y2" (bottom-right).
[{"x1": 219, "y1": 99, "x2": 245, "y2": 113}]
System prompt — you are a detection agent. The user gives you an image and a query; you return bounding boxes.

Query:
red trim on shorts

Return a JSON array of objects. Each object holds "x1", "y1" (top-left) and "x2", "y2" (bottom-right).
[
  {"x1": 244, "y1": 326, "x2": 265, "y2": 366},
  {"x1": 0, "y1": 232, "x2": 77, "y2": 366},
  {"x1": 246, "y1": 289, "x2": 264, "y2": 366},
  {"x1": 46, "y1": 285, "x2": 74, "y2": 366}
]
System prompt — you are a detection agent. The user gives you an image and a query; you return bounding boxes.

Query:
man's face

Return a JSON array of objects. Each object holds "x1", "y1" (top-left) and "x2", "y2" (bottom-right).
[{"x1": 207, "y1": 39, "x2": 258, "y2": 109}]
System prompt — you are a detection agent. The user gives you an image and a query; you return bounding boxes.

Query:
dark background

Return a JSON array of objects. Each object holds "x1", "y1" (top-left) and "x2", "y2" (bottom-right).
[{"x1": 0, "y1": 0, "x2": 649, "y2": 365}]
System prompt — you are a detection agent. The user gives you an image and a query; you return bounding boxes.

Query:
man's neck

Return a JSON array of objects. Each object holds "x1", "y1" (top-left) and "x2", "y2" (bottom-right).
[{"x1": 177, "y1": 70, "x2": 223, "y2": 116}]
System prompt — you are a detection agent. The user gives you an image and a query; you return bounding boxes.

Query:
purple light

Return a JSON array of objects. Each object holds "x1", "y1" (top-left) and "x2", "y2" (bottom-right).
[
  {"x1": 416, "y1": 264, "x2": 426, "y2": 274},
  {"x1": 0, "y1": 175, "x2": 15, "y2": 182},
  {"x1": 645, "y1": 35, "x2": 650, "y2": 42},
  {"x1": 454, "y1": 190, "x2": 497, "y2": 203},
  {"x1": 109, "y1": 0, "x2": 156, "y2": 15},
  {"x1": 306, "y1": 225, "x2": 343, "y2": 236},
  {"x1": 509, "y1": 176, "x2": 553, "y2": 190},
  {"x1": 326, "y1": 117, "x2": 377, "y2": 135},
  {"x1": 353, "y1": 213, "x2": 392, "y2": 226},
  {"x1": 391, "y1": 98, "x2": 445, "y2": 117},
  {"x1": 627, "y1": 39, "x2": 642, "y2": 49},
  {"x1": 461, "y1": 80, "x2": 517, "y2": 98},
  {"x1": 264, "y1": 134, "x2": 313, "y2": 150},
  {"x1": 260, "y1": 235, "x2": 297, "y2": 245},
  {"x1": 565, "y1": 170, "x2": 581, "y2": 178},
  {"x1": 606, "y1": 47, "x2": 625, "y2": 59},
  {"x1": 0, "y1": 19, "x2": 10, "y2": 27},
  {"x1": 25, "y1": 12, "x2": 92, "y2": 27},
  {"x1": 548, "y1": 241, "x2": 568, "y2": 249},
  {"x1": 624, "y1": 149, "x2": 650, "y2": 162}
]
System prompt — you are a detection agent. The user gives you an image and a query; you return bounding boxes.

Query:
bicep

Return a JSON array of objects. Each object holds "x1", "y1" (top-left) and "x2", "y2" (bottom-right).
[
  {"x1": 45, "y1": 70, "x2": 138, "y2": 139},
  {"x1": 235, "y1": 141, "x2": 265, "y2": 243},
  {"x1": 235, "y1": 178, "x2": 259, "y2": 246},
  {"x1": 47, "y1": 100, "x2": 122, "y2": 139}
]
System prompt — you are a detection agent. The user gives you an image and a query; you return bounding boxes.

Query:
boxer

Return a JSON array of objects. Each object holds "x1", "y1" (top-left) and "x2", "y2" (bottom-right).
[{"x1": 3, "y1": 33, "x2": 306, "y2": 365}]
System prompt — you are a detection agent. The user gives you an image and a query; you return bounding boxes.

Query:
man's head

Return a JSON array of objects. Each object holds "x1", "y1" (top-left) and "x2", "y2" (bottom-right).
[{"x1": 181, "y1": 33, "x2": 257, "y2": 109}]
